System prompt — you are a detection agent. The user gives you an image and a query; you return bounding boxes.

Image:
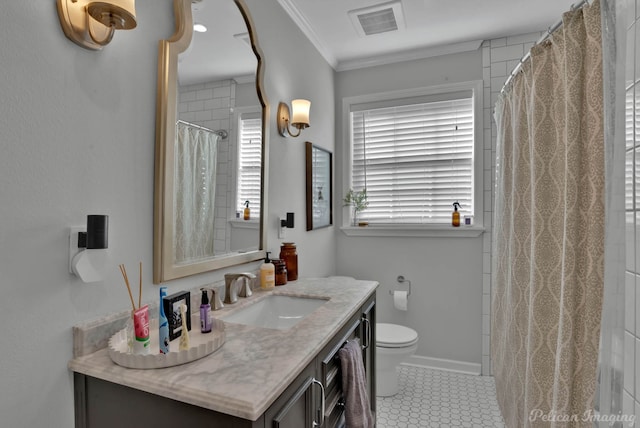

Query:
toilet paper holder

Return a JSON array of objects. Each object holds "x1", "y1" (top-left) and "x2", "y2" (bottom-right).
[{"x1": 389, "y1": 275, "x2": 411, "y2": 296}]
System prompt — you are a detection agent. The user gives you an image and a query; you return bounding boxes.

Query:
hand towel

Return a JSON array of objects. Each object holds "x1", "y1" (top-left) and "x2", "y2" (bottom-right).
[{"x1": 338, "y1": 338, "x2": 374, "y2": 428}]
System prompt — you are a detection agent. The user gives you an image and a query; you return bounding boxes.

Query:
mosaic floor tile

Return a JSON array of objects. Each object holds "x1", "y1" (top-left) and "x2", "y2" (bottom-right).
[{"x1": 376, "y1": 365, "x2": 505, "y2": 428}]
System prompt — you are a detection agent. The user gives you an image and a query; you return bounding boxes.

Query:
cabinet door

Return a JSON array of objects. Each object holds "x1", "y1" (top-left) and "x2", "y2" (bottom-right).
[
  {"x1": 267, "y1": 362, "x2": 323, "y2": 428},
  {"x1": 271, "y1": 377, "x2": 314, "y2": 428}
]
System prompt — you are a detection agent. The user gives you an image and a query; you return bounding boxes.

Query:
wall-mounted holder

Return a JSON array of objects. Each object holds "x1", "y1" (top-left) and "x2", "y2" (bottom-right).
[
  {"x1": 389, "y1": 275, "x2": 411, "y2": 296},
  {"x1": 278, "y1": 212, "x2": 294, "y2": 239},
  {"x1": 56, "y1": 0, "x2": 137, "y2": 50},
  {"x1": 69, "y1": 215, "x2": 109, "y2": 283}
]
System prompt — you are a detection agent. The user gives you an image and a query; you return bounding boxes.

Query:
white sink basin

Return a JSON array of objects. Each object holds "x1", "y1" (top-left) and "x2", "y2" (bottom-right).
[{"x1": 222, "y1": 295, "x2": 327, "y2": 330}]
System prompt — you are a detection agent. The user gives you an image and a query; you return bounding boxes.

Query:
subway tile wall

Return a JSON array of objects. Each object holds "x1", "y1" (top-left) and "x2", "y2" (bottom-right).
[
  {"x1": 624, "y1": 0, "x2": 640, "y2": 419},
  {"x1": 481, "y1": 32, "x2": 543, "y2": 375}
]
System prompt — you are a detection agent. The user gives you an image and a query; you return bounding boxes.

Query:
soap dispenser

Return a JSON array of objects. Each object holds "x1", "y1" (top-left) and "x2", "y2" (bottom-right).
[
  {"x1": 452, "y1": 201, "x2": 461, "y2": 227},
  {"x1": 260, "y1": 252, "x2": 275, "y2": 290}
]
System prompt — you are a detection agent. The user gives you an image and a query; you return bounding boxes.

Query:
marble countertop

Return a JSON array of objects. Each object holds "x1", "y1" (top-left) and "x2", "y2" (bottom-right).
[{"x1": 69, "y1": 277, "x2": 378, "y2": 421}]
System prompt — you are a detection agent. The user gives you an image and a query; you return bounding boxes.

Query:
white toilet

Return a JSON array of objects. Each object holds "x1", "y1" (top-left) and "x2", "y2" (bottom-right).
[{"x1": 376, "y1": 323, "x2": 419, "y2": 397}]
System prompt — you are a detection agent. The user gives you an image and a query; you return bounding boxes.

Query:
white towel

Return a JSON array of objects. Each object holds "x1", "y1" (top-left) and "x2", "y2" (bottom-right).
[{"x1": 338, "y1": 338, "x2": 374, "y2": 428}]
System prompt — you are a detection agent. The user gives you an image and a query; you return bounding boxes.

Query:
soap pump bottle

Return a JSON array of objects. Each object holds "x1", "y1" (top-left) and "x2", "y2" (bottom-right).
[
  {"x1": 260, "y1": 252, "x2": 275, "y2": 290},
  {"x1": 200, "y1": 289, "x2": 212, "y2": 333},
  {"x1": 452, "y1": 201, "x2": 461, "y2": 227},
  {"x1": 243, "y1": 200, "x2": 250, "y2": 220}
]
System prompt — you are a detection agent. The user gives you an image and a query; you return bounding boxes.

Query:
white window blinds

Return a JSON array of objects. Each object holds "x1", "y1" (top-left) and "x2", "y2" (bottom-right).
[
  {"x1": 350, "y1": 96, "x2": 474, "y2": 224},
  {"x1": 236, "y1": 113, "x2": 262, "y2": 218},
  {"x1": 626, "y1": 89, "x2": 635, "y2": 212}
]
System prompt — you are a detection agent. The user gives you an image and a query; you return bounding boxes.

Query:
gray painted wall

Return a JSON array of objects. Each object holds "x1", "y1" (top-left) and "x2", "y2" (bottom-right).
[
  {"x1": 0, "y1": 1, "x2": 334, "y2": 426},
  {"x1": 334, "y1": 51, "x2": 485, "y2": 365}
]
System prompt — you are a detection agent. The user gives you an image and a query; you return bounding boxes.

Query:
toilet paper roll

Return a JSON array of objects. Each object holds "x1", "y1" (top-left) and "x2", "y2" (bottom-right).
[{"x1": 393, "y1": 290, "x2": 408, "y2": 311}]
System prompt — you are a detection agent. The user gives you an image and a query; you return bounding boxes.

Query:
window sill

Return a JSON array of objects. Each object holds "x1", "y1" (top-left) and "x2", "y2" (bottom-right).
[
  {"x1": 229, "y1": 219, "x2": 259, "y2": 229},
  {"x1": 340, "y1": 224, "x2": 484, "y2": 238}
]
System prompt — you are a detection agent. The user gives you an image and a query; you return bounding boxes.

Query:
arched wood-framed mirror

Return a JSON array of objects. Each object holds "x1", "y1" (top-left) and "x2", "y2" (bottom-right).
[{"x1": 153, "y1": 0, "x2": 268, "y2": 283}]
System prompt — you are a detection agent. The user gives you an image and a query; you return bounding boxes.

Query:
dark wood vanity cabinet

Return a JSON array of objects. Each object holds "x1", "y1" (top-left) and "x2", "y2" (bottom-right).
[{"x1": 74, "y1": 295, "x2": 376, "y2": 428}]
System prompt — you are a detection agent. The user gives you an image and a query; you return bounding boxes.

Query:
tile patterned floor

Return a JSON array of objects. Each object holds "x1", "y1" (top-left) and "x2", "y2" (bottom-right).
[{"x1": 376, "y1": 365, "x2": 505, "y2": 428}]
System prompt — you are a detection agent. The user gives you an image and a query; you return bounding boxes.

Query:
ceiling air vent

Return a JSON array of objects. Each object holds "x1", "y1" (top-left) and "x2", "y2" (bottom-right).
[{"x1": 348, "y1": 0, "x2": 405, "y2": 37}]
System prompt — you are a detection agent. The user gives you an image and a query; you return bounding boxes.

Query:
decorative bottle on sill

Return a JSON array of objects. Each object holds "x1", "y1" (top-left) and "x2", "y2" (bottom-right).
[
  {"x1": 243, "y1": 200, "x2": 250, "y2": 221},
  {"x1": 452, "y1": 201, "x2": 461, "y2": 227},
  {"x1": 279, "y1": 242, "x2": 298, "y2": 281}
]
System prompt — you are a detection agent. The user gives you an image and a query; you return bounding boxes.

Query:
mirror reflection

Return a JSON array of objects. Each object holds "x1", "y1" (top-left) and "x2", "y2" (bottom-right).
[{"x1": 154, "y1": 0, "x2": 266, "y2": 283}]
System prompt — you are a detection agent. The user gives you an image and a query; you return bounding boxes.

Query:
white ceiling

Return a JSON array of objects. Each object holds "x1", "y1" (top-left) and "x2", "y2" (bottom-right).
[
  {"x1": 282, "y1": 0, "x2": 579, "y2": 70},
  {"x1": 180, "y1": 0, "x2": 579, "y2": 85}
]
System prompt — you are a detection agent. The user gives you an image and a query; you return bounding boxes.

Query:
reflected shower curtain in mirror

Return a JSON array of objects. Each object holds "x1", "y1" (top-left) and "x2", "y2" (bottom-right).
[
  {"x1": 492, "y1": 0, "x2": 605, "y2": 426},
  {"x1": 174, "y1": 121, "x2": 219, "y2": 264}
]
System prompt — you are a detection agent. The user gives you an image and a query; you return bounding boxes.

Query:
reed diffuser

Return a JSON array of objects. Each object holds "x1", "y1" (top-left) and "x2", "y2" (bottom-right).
[{"x1": 119, "y1": 262, "x2": 149, "y2": 354}]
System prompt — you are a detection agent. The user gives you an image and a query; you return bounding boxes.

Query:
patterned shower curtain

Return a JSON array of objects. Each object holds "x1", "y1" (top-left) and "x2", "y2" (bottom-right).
[
  {"x1": 492, "y1": 1, "x2": 605, "y2": 426},
  {"x1": 174, "y1": 121, "x2": 219, "y2": 264}
]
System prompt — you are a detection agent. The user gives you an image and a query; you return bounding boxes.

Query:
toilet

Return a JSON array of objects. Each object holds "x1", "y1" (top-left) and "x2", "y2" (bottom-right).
[{"x1": 376, "y1": 323, "x2": 419, "y2": 397}]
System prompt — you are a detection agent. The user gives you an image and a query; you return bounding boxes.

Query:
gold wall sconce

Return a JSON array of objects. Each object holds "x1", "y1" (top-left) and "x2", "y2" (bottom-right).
[
  {"x1": 277, "y1": 99, "x2": 311, "y2": 137},
  {"x1": 57, "y1": 0, "x2": 137, "y2": 50}
]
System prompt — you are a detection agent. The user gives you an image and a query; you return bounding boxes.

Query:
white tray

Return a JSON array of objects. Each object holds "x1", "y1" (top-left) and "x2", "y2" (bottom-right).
[{"x1": 108, "y1": 315, "x2": 225, "y2": 369}]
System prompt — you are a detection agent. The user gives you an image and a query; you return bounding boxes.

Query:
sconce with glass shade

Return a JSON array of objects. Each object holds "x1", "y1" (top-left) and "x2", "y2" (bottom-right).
[
  {"x1": 277, "y1": 99, "x2": 311, "y2": 137},
  {"x1": 57, "y1": 0, "x2": 137, "y2": 50}
]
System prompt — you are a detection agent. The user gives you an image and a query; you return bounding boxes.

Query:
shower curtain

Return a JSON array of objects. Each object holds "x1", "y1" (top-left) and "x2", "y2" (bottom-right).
[
  {"x1": 492, "y1": 1, "x2": 605, "y2": 426},
  {"x1": 174, "y1": 121, "x2": 219, "y2": 264}
]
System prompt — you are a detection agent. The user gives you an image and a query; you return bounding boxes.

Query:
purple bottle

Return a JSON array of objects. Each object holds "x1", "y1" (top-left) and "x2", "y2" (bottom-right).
[{"x1": 200, "y1": 289, "x2": 212, "y2": 333}]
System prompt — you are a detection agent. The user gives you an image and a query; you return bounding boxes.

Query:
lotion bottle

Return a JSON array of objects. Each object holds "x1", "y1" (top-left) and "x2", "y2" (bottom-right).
[
  {"x1": 200, "y1": 289, "x2": 212, "y2": 333},
  {"x1": 158, "y1": 286, "x2": 170, "y2": 354},
  {"x1": 260, "y1": 252, "x2": 275, "y2": 290},
  {"x1": 452, "y1": 201, "x2": 461, "y2": 227}
]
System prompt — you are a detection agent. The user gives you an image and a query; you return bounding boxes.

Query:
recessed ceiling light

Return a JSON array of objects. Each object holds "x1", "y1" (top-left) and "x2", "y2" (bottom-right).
[{"x1": 194, "y1": 23, "x2": 207, "y2": 33}]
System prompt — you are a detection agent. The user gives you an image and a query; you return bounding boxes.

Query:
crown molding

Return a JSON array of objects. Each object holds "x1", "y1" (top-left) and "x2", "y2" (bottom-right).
[
  {"x1": 277, "y1": 0, "x2": 337, "y2": 69},
  {"x1": 335, "y1": 39, "x2": 484, "y2": 72},
  {"x1": 276, "y1": 0, "x2": 482, "y2": 73}
]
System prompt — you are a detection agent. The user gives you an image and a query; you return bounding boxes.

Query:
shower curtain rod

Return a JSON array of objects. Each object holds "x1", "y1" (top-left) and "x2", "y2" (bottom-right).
[
  {"x1": 499, "y1": 0, "x2": 590, "y2": 95},
  {"x1": 177, "y1": 119, "x2": 228, "y2": 140}
]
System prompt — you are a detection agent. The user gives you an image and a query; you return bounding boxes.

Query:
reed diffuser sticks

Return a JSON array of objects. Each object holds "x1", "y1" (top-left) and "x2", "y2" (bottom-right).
[{"x1": 119, "y1": 263, "x2": 143, "y2": 311}]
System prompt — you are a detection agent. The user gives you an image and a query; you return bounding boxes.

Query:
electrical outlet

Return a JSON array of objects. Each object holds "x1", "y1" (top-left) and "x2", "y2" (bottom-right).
[{"x1": 68, "y1": 226, "x2": 85, "y2": 273}]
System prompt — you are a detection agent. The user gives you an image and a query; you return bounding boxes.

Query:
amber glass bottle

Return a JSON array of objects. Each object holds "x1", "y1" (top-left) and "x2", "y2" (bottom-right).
[
  {"x1": 279, "y1": 242, "x2": 298, "y2": 281},
  {"x1": 452, "y1": 201, "x2": 461, "y2": 227},
  {"x1": 273, "y1": 259, "x2": 288, "y2": 286}
]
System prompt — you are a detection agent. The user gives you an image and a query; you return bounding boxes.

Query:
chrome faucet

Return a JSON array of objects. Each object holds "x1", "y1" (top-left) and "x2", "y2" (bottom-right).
[
  {"x1": 224, "y1": 273, "x2": 256, "y2": 304},
  {"x1": 203, "y1": 286, "x2": 225, "y2": 311}
]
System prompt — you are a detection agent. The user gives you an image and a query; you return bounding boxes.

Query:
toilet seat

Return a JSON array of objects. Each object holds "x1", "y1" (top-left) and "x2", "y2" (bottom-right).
[{"x1": 376, "y1": 323, "x2": 418, "y2": 348}]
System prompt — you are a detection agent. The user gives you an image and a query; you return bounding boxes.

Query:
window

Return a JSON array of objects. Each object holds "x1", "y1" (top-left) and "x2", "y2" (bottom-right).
[
  {"x1": 345, "y1": 82, "x2": 483, "y2": 229},
  {"x1": 236, "y1": 111, "x2": 262, "y2": 219}
]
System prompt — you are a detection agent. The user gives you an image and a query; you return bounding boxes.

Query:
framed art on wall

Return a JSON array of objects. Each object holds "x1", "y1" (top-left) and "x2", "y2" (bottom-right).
[{"x1": 306, "y1": 142, "x2": 333, "y2": 230}]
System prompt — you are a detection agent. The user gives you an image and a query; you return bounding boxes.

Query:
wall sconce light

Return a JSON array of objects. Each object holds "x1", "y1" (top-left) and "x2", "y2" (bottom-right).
[
  {"x1": 277, "y1": 99, "x2": 311, "y2": 137},
  {"x1": 57, "y1": 0, "x2": 137, "y2": 50},
  {"x1": 70, "y1": 215, "x2": 109, "y2": 283}
]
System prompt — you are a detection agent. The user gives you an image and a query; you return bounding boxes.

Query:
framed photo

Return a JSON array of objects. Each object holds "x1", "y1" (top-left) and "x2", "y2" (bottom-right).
[
  {"x1": 306, "y1": 142, "x2": 333, "y2": 230},
  {"x1": 162, "y1": 290, "x2": 191, "y2": 341}
]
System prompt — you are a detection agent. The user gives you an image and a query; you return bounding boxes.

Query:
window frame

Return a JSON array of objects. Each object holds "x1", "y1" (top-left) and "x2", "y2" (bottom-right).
[
  {"x1": 232, "y1": 105, "x2": 262, "y2": 226},
  {"x1": 341, "y1": 80, "x2": 484, "y2": 237}
]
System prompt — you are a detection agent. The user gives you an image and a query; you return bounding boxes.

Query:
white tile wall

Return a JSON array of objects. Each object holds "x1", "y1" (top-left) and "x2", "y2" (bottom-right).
[
  {"x1": 178, "y1": 79, "x2": 236, "y2": 254},
  {"x1": 625, "y1": 0, "x2": 640, "y2": 419},
  {"x1": 481, "y1": 31, "x2": 543, "y2": 375}
]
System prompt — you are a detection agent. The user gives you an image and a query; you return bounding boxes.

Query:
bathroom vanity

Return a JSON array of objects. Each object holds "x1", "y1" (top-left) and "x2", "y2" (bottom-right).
[{"x1": 69, "y1": 277, "x2": 377, "y2": 427}]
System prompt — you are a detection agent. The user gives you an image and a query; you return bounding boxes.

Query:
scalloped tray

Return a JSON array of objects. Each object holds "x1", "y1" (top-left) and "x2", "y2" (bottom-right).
[{"x1": 108, "y1": 315, "x2": 225, "y2": 369}]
